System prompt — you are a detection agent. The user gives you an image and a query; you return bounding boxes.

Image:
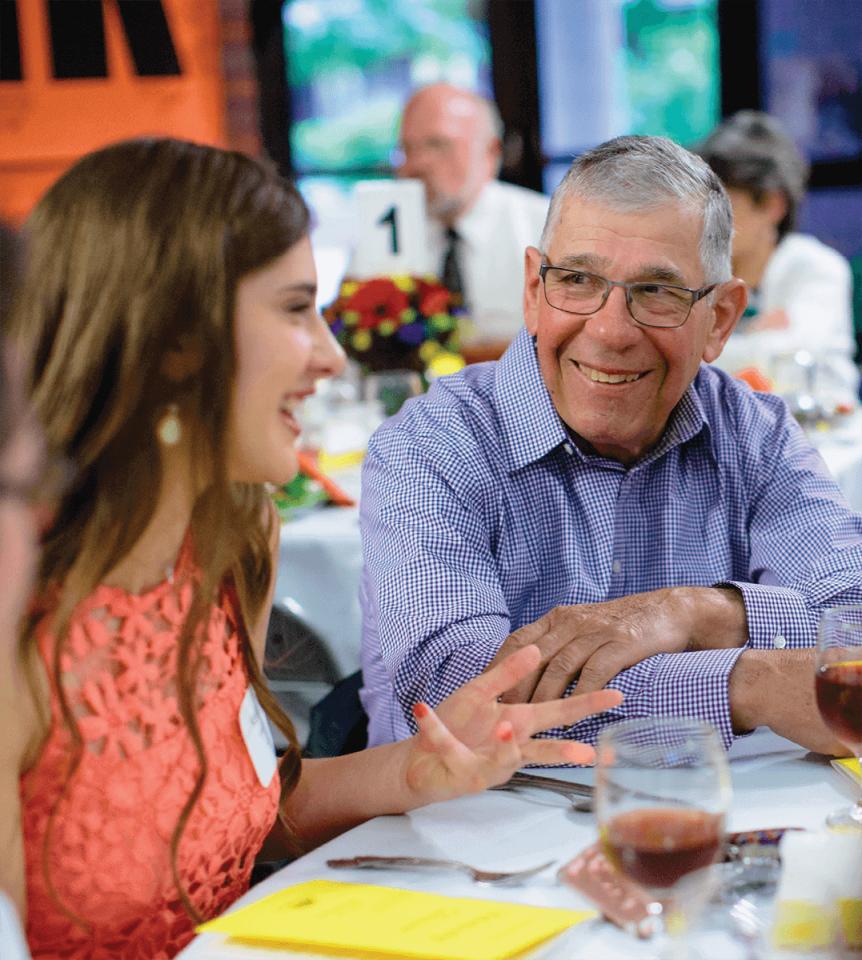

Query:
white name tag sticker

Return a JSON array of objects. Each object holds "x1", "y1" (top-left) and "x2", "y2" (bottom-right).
[
  {"x1": 352, "y1": 178, "x2": 429, "y2": 278},
  {"x1": 238, "y1": 686, "x2": 277, "y2": 788}
]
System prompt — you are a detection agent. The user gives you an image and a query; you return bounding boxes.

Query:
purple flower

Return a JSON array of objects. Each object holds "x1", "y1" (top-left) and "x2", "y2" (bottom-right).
[{"x1": 396, "y1": 321, "x2": 425, "y2": 345}]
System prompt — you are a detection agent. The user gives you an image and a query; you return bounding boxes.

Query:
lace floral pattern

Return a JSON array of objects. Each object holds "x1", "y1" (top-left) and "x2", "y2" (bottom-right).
[{"x1": 21, "y1": 555, "x2": 280, "y2": 960}]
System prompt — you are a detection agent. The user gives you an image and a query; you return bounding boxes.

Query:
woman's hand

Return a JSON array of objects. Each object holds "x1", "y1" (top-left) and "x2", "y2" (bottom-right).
[{"x1": 402, "y1": 644, "x2": 622, "y2": 806}]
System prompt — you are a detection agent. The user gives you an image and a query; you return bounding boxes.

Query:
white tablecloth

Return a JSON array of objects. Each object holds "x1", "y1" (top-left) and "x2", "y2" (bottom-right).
[
  {"x1": 178, "y1": 729, "x2": 856, "y2": 959},
  {"x1": 275, "y1": 421, "x2": 862, "y2": 680}
]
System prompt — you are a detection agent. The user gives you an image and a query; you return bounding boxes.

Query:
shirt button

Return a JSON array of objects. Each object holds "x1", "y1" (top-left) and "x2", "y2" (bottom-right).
[
  {"x1": 563, "y1": 443, "x2": 574, "y2": 455},
  {"x1": 773, "y1": 634, "x2": 787, "y2": 649},
  {"x1": 612, "y1": 559, "x2": 622, "y2": 574}
]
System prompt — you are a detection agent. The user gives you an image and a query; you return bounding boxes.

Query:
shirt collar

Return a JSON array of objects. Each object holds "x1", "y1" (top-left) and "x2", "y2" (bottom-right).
[
  {"x1": 494, "y1": 330, "x2": 710, "y2": 473},
  {"x1": 495, "y1": 330, "x2": 570, "y2": 472},
  {"x1": 447, "y1": 182, "x2": 496, "y2": 249}
]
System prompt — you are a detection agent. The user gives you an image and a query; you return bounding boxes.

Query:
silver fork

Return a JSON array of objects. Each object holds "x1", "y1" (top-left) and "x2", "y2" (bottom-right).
[
  {"x1": 491, "y1": 771, "x2": 595, "y2": 811},
  {"x1": 326, "y1": 855, "x2": 555, "y2": 885}
]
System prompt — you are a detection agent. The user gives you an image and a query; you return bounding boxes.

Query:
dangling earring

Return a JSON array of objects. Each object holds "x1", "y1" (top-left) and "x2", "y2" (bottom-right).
[{"x1": 156, "y1": 403, "x2": 182, "y2": 446}]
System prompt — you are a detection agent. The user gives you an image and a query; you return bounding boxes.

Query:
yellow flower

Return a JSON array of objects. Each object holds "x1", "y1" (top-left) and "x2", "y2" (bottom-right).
[
  {"x1": 430, "y1": 313, "x2": 455, "y2": 331},
  {"x1": 341, "y1": 281, "x2": 359, "y2": 297},
  {"x1": 428, "y1": 352, "x2": 465, "y2": 378},
  {"x1": 392, "y1": 275, "x2": 415, "y2": 293},
  {"x1": 378, "y1": 320, "x2": 396, "y2": 336},
  {"x1": 419, "y1": 341, "x2": 442, "y2": 362},
  {"x1": 343, "y1": 310, "x2": 360, "y2": 326},
  {"x1": 352, "y1": 329, "x2": 372, "y2": 351}
]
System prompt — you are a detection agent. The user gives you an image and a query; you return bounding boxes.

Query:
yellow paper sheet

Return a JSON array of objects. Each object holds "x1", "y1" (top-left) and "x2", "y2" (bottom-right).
[
  {"x1": 197, "y1": 880, "x2": 595, "y2": 960},
  {"x1": 831, "y1": 757, "x2": 862, "y2": 786}
]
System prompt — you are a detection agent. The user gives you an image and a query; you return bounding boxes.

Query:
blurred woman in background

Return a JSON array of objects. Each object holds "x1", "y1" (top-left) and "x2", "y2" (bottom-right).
[
  {"x1": 0, "y1": 341, "x2": 40, "y2": 960},
  {"x1": 1, "y1": 138, "x2": 620, "y2": 959},
  {"x1": 699, "y1": 110, "x2": 857, "y2": 406}
]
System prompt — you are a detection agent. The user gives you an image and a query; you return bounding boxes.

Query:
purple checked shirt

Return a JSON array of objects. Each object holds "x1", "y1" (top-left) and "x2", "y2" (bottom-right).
[{"x1": 359, "y1": 330, "x2": 862, "y2": 748}]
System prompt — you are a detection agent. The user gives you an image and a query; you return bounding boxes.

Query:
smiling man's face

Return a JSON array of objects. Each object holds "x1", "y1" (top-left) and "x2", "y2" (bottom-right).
[{"x1": 524, "y1": 195, "x2": 741, "y2": 464}]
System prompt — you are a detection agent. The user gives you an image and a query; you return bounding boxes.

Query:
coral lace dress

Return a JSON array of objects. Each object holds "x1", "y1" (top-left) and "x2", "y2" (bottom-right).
[{"x1": 20, "y1": 549, "x2": 281, "y2": 960}]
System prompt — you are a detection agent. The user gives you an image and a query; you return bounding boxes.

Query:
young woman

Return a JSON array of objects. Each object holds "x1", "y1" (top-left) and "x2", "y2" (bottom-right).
[{"x1": 2, "y1": 138, "x2": 621, "y2": 959}]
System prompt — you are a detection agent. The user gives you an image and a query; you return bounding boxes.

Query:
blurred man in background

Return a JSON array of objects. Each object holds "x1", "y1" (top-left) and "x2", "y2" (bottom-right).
[{"x1": 396, "y1": 83, "x2": 548, "y2": 348}]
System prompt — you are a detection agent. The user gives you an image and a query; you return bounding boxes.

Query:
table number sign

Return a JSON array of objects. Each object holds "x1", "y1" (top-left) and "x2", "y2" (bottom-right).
[{"x1": 352, "y1": 179, "x2": 429, "y2": 278}]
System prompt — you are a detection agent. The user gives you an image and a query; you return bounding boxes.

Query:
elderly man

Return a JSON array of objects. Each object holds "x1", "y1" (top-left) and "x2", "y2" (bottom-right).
[
  {"x1": 359, "y1": 134, "x2": 862, "y2": 754},
  {"x1": 396, "y1": 83, "x2": 548, "y2": 344}
]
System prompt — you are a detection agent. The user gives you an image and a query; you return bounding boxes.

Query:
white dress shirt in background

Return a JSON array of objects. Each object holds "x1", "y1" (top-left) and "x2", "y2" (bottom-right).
[
  {"x1": 714, "y1": 233, "x2": 858, "y2": 407},
  {"x1": 0, "y1": 891, "x2": 31, "y2": 960},
  {"x1": 426, "y1": 180, "x2": 549, "y2": 343}
]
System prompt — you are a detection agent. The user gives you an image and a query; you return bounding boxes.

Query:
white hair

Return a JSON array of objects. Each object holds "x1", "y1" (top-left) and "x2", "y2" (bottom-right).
[{"x1": 541, "y1": 135, "x2": 733, "y2": 284}]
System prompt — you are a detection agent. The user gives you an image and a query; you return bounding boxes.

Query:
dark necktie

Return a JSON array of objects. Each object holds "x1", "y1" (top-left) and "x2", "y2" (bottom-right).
[{"x1": 441, "y1": 227, "x2": 465, "y2": 307}]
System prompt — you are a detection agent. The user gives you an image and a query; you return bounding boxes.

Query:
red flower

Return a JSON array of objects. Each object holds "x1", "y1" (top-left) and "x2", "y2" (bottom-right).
[
  {"x1": 343, "y1": 278, "x2": 409, "y2": 329},
  {"x1": 418, "y1": 284, "x2": 450, "y2": 316}
]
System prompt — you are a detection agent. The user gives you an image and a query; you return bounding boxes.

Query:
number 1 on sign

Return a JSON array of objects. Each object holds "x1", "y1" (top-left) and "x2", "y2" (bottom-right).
[{"x1": 377, "y1": 206, "x2": 399, "y2": 255}]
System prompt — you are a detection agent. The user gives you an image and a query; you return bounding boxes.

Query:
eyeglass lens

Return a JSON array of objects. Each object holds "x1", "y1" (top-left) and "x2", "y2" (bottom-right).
[{"x1": 543, "y1": 269, "x2": 693, "y2": 327}]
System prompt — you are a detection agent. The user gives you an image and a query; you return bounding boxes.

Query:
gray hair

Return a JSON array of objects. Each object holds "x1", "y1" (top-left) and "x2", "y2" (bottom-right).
[
  {"x1": 697, "y1": 111, "x2": 808, "y2": 241},
  {"x1": 540, "y1": 135, "x2": 733, "y2": 283}
]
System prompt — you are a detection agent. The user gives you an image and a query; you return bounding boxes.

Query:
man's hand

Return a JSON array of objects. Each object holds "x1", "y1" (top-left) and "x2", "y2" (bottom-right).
[
  {"x1": 490, "y1": 587, "x2": 748, "y2": 703},
  {"x1": 729, "y1": 648, "x2": 849, "y2": 755}
]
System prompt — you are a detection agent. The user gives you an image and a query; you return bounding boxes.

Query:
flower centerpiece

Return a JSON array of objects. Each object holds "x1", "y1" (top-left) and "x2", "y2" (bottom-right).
[{"x1": 324, "y1": 275, "x2": 465, "y2": 380}]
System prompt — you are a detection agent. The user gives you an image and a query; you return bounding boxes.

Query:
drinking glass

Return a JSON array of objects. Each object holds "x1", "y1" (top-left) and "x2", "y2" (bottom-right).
[
  {"x1": 595, "y1": 718, "x2": 732, "y2": 952},
  {"x1": 815, "y1": 605, "x2": 862, "y2": 829},
  {"x1": 362, "y1": 369, "x2": 423, "y2": 417}
]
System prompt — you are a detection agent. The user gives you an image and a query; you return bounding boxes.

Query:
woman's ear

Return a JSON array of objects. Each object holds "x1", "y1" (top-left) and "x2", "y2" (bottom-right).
[
  {"x1": 160, "y1": 335, "x2": 203, "y2": 383},
  {"x1": 762, "y1": 189, "x2": 788, "y2": 228}
]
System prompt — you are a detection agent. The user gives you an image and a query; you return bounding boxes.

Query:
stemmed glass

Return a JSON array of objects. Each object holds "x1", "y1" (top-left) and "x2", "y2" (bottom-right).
[
  {"x1": 595, "y1": 718, "x2": 732, "y2": 953},
  {"x1": 815, "y1": 605, "x2": 862, "y2": 828}
]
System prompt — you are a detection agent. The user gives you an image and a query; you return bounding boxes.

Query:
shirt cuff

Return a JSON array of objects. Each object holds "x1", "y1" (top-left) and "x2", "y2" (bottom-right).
[
  {"x1": 647, "y1": 647, "x2": 746, "y2": 750},
  {"x1": 722, "y1": 581, "x2": 818, "y2": 650}
]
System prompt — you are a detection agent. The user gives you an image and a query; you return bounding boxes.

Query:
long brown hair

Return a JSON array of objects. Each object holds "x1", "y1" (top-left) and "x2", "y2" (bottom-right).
[{"x1": 12, "y1": 138, "x2": 308, "y2": 923}]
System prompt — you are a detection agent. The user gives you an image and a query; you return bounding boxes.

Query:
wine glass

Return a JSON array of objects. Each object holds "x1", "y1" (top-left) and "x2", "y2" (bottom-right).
[
  {"x1": 595, "y1": 718, "x2": 732, "y2": 952},
  {"x1": 815, "y1": 605, "x2": 862, "y2": 829}
]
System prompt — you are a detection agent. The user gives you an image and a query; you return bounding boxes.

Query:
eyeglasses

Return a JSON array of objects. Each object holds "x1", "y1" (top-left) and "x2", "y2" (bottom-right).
[
  {"x1": 538, "y1": 263, "x2": 717, "y2": 329},
  {"x1": 393, "y1": 136, "x2": 455, "y2": 166}
]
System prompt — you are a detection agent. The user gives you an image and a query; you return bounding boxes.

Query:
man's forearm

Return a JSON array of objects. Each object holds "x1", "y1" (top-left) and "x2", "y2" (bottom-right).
[
  {"x1": 728, "y1": 647, "x2": 848, "y2": 755},
  {"x1": 676, "y1": 585, "x2": 748, "y2": 651}
]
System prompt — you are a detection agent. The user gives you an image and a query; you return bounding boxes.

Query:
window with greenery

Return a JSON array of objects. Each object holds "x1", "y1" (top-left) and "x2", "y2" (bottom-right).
[
  {"x1": 537, "y1": 0, "x2": 720, "y2": 191},
  {"x1": 283, "y1": 0, "x2": 492, "y2": 179}
]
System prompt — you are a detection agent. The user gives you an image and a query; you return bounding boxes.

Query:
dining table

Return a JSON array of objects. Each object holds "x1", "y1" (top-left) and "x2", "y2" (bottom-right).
[{"x1": 177, "y1": 728, "x2": 857, "y2": 959}]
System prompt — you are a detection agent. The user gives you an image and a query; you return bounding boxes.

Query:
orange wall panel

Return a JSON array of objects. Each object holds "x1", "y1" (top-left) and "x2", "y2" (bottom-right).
[{"x1": 0, "y1": 0, "x2": 228, "y2": 224}]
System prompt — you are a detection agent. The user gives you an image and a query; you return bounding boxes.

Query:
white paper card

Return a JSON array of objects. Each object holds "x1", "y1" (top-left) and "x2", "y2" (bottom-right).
[
  {"x1": 352, "y1": 179, "x2": 429, "y2": 278},
  {"x1": 238, "y1": 685, "x2": 277, "y2": 788}
]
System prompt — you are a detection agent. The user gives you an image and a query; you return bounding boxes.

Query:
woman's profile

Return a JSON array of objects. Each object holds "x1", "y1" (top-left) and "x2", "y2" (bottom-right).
[{"x1": 2, "y1": 138, "x2": 621, "y2": 959}]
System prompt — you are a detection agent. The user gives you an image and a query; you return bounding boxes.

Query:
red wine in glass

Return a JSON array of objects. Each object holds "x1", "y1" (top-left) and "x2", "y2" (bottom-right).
[
  {"x1": 815, "y1": 660, "x2": 862, "y2": 752},
  {"x1": 602, "y1": 807, "x2": 723, "y2": 889}
]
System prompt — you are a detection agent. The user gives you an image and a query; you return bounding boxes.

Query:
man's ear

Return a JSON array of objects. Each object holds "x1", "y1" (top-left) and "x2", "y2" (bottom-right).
[
  {"x1": 702, "y1": 278, "x2": 747, "y2": 363},
  {"x1": 524, "y1": 245, "x2": 543, "y2": 336},
  {"x1": 487, "y1": 135, "x2": 503, "y2": 176},
  {"x1": 160, "y1": 335, "x2": 203, "y2": 383}
]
